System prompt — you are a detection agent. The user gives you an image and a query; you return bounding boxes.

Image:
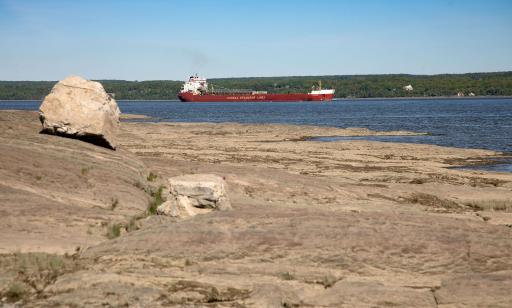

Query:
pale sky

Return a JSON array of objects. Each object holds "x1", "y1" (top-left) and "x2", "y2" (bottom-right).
[{"x1": 0, "y1": 0, "x2": 511, "y2": 80}]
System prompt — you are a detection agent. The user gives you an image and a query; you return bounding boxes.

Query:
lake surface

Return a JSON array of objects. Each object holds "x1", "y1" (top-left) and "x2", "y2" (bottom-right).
[{"x1": 2, "y1": 98, "x2": 512, "y2": 155}]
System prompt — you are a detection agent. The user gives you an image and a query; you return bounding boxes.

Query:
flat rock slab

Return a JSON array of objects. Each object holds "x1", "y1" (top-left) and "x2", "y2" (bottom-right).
[{"x1": 157, "y1": 174, "x2": 232, "y2": 218}]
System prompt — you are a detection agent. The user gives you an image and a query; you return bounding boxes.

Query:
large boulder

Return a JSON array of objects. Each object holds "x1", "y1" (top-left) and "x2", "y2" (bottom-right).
[
  {"x1": 157, "y1": 174, "x2": 232, "y2": 218},
  {"x1": 39, "y1": 76, "x2": 120, "y2": 149}
]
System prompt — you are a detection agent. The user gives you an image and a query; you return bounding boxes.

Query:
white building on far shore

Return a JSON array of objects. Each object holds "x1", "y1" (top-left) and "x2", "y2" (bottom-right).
[{"x1": 403, "y1": 84, "x2": 413, "y2": 91}]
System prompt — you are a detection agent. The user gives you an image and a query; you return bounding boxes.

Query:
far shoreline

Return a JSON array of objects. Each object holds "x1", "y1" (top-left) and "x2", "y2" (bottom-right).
[{"x1": 1, "y1": 95, "x2": 512, "y2": 102}]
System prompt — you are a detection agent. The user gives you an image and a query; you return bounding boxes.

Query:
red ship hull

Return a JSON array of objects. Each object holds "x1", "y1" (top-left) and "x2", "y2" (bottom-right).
[{"x1": 178, "y1": 92, "x2": 334, "y2": 102}]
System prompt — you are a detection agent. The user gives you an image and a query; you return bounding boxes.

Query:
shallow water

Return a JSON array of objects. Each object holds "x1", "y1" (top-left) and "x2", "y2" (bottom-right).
[
  {"x1": 2, "y1": 98, "x2": 511, "y2": 153},
  {"x1": 461, "y1": 163, "x2": 512, "y2": 173},
  {"x1": 309, "y1": 135, "x2": 440, "y2": 144}
]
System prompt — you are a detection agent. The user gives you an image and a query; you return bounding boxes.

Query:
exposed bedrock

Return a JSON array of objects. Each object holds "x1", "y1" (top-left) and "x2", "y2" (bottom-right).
[{"x1": 157, "y1": 174, "x2": 232, "y2": 218}]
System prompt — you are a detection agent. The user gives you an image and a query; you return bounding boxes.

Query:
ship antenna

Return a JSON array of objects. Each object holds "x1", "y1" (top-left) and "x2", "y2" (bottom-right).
[{"x1": 319, "y1": 80, "x2": 322, "y2": 90}]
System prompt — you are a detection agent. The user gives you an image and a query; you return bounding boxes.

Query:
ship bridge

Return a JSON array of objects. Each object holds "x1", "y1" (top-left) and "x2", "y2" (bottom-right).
[{"x1": 180, "y1": 75, "x2": 208, "y2": 94}]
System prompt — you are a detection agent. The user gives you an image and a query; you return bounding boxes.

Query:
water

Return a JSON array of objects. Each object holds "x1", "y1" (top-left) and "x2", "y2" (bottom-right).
[
  {"x1": 452, "y1": 162, "x2": 512, "y2": 173},
  {"x1": 310, "y1": 135, "x2": 441, "y2": 144},
  {"x1": 2, "y1": 98, "x2": 511, "y2": 154}
]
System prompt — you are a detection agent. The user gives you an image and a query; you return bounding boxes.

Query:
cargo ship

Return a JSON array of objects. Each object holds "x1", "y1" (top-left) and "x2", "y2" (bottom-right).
[{"x1": 177, "y1": 75, "x2": 335, "y2": 102}]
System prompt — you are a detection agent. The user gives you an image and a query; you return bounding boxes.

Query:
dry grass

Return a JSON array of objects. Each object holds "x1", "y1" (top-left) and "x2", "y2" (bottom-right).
[
  {"x1": 469, "y1": 177, "x2": 507, "y2": 187},
  {"x1": 465, "y1": 199, "x2": 512, "y2": 212},
  {"x1": 117, "y1": 185, "x2": 167, "y2": 235},
  {"x1": 403, "y1": 193, "x2": 461, "y2": 212},
  {"x1": 1, "y1": 252, "x2": 81, "y2": 302},
  {"x1": 147, "y1": 185, "x2": 166, "y2": 215},
  {"x1": 106, "y1": 223, "x2": 122, "y2": 239},
  {"x1": 162, "y1": 280, "x2": 250, "y2": 304},
  {"x1": 4, "y1": 281, "x2": 29, "y2": 302},
  {"x1": 147, "y1": 171, "x2": 158, "y2": 182}
]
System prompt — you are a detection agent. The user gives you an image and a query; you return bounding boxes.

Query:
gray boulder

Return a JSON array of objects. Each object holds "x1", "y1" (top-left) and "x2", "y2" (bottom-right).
[
  {"x1": 39, "y1": 75, "x2": 121, "y2": 149},
  {"x1": 157, "y1": 174, "x2": 232, "y2": 218}
]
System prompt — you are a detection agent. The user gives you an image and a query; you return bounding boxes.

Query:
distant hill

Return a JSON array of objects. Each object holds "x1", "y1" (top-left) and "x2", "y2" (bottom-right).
[{"x1": 1, "y1": 71, "x2": 512, "y2": 100}]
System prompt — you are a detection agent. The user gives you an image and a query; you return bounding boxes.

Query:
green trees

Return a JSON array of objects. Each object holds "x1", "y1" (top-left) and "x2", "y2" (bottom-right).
[{"x1": 1, "y1": 72, "x2": 511, "y2": 100}]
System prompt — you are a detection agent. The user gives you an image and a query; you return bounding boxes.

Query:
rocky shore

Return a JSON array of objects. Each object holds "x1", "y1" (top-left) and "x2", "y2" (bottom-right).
[{"x1": 1, "y1": 110, "x2": 512, "y2": 307}]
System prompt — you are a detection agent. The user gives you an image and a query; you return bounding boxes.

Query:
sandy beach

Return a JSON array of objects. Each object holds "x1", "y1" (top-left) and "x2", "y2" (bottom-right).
[{"x1": 1, "y1": 110, "x2": 511, "y2": 307}]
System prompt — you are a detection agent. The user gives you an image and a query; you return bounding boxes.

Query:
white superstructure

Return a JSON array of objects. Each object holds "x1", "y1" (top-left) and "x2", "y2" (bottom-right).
[
  {"x1": 309, "y1": 89, "x2": 335, "y2": 95},
  {"x1": 309, "y1": 80, "x2": 335, "y2": 95},
  {"x1": 180, "y1": 75, "x2": 208, "y2": 94}
]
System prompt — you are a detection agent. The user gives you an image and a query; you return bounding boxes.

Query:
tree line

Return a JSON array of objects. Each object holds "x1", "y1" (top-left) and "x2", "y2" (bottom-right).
[{"x1": 1, "y1": 71, "x2": 512, "y2": 100}]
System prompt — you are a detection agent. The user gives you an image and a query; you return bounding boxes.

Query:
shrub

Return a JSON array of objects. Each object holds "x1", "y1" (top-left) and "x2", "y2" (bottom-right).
[
  {"x1": 106, "y1": 223, "x2": 122, "y2": 239},
  {"x1": 4, "y1": 281, "x2": 29, "y2": 302},
  {"x1": 121, "y1": 185, "x2": 167, "y2": 234},
  {"x1": 7, "y1": 253, "x2": 78, "y2": 295},
  {"x1": 147, "y1": 172, "x2": 158, "y2": 182},
  {"x1": 147, "y1": 185, "x2": 166, "y2": 215}
]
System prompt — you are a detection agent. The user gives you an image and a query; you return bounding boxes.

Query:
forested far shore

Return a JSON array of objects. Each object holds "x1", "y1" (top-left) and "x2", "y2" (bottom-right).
[{"x1": 1, "y1": 71, "x2": 512, "y2": 100}]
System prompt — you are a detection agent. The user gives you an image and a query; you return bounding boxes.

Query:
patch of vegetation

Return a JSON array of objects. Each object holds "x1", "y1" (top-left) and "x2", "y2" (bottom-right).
[
  {"x1": 279, "y1": 271, "x2": 295, "y2": 281},
  {"x1": 35, "y1": 175, "x2": 42, "y2": 181},
  {"x1": 4, "y1": 281, "x2": 29, "y2": 303},
  {"x1": 163, "y1": 280, "x2": 250, "y2": 304},
  {"x1": 106, "y1": 223, "x2": 122, "y2": 239},
  {"x1": 469, "y1": 177, "x2": 507, "y2": 187},
  {"x1": 1, "y1": 252, "x2": 81, "y2": 301},
  {"x1": 110, "y1": 197, "x2": 119, "y2": 210},
  {"x1": 147, "y1": 171, "x2": 158, "y2": 182},
  {"x1": 125, "y1": 216, "x2": 141, "y2": 232},
  {"x1": 321, "y1": 274, "x2": 338, "y2": 289},
  {"x1": 403, "y1": 192, "x2": 461, "y2": 212},
  {"x1": 121, "y1": 185, "x2": 167, "y2": 235},
  {"x1": 80, "y1": 166, "x2": 92, "y2": 176},
  {"x1": 147, "y1": 185, "x2": 166, "y2": 215},
  {"x1": 465, "y1": 199, "x2": 512, "y2": 212}
]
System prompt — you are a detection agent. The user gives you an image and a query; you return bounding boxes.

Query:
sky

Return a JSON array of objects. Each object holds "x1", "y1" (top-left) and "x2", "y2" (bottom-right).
[{"x1": 0, "y1": 0, "x2": 511, "y2": 81}]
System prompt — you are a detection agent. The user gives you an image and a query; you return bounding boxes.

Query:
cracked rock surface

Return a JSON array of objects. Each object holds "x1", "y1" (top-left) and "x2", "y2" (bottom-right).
[{"x1": 1, "y1": 111, "x2": 512, "y2": 307}]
